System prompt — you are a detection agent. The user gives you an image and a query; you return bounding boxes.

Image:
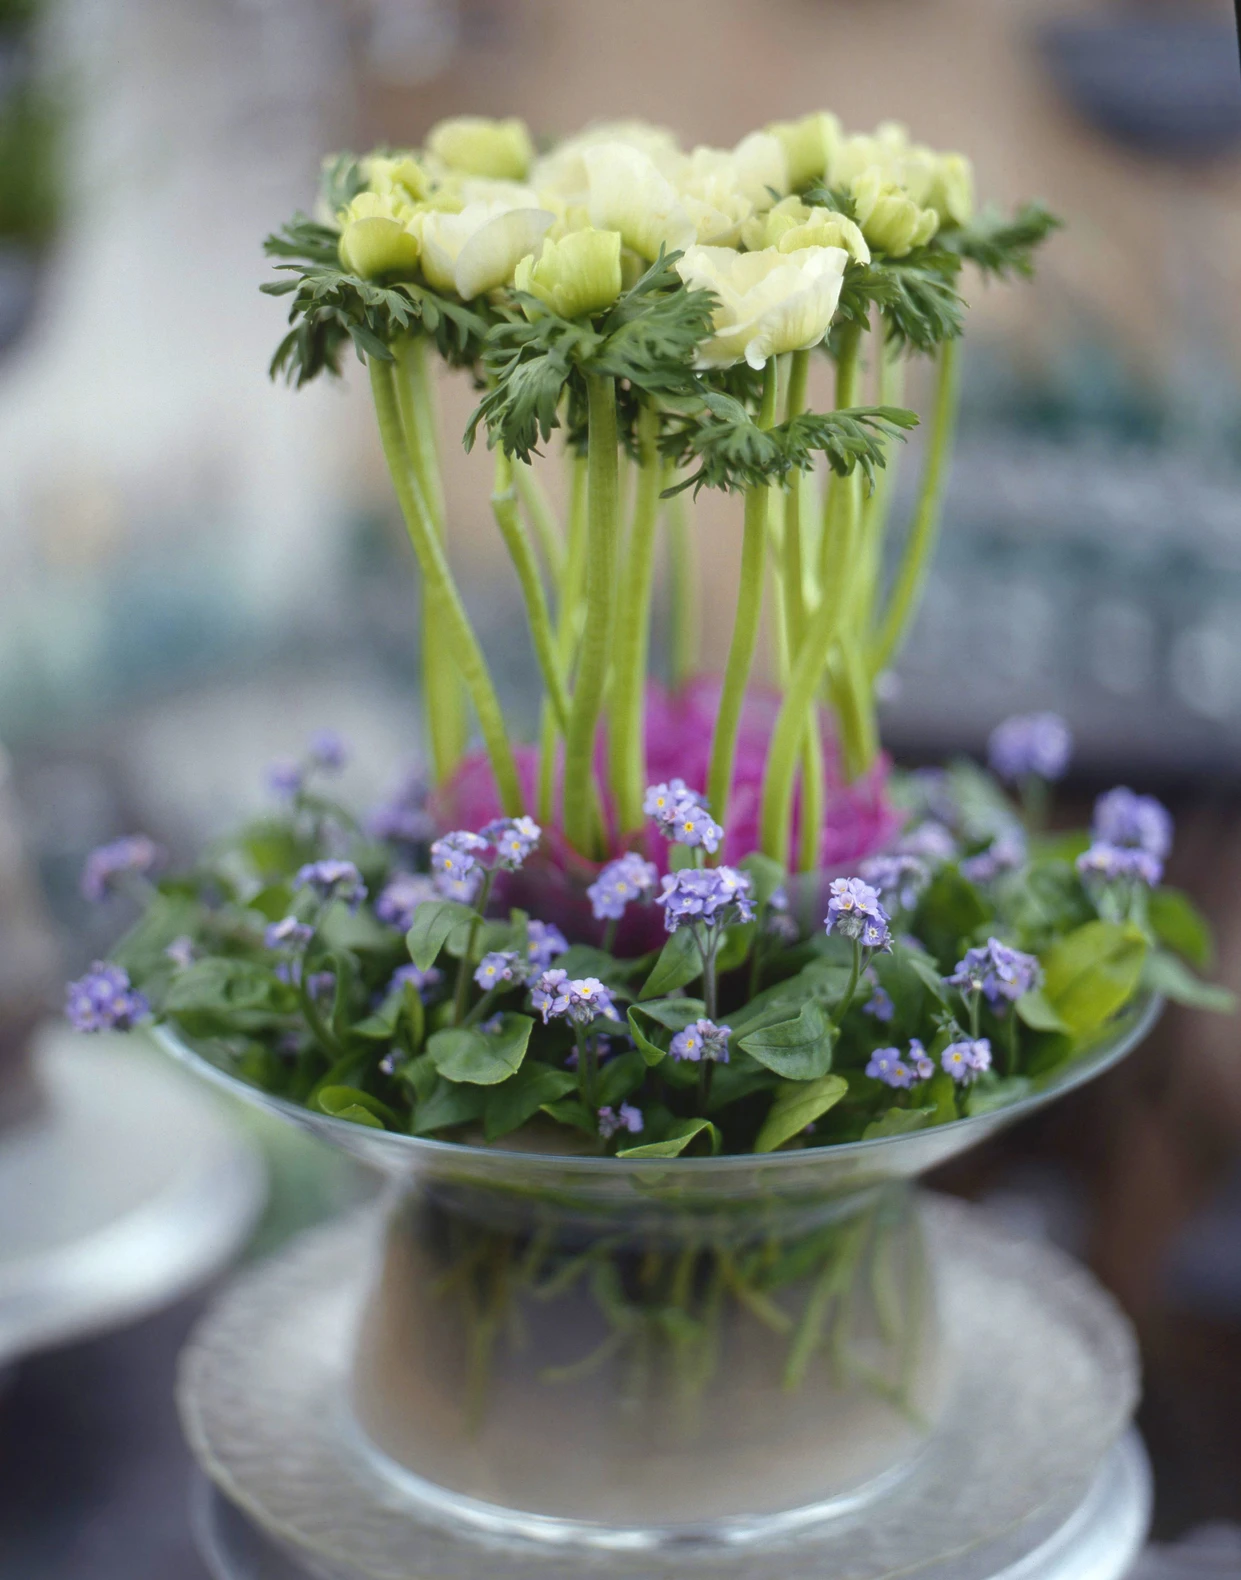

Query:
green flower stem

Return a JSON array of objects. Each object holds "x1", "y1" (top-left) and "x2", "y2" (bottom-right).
[
  {"x1": 781, "y1": 349, "x2": 811, "y2": 653},
  {"x1": 833, "y1": 940, "x2": 864, "y2": 1028},
  {"x1": 857, "y1": 344, "x2": 906, "y2": 634},
  {"x1": 574, "y1": 1022, "x2": 598, "y2": 1109},
  {"x1": 602, "y1": 917, "x2": 618, "y2": 954},
  {"x1": 706, "y1": 360, "x2": 779, "y2": 836},
  {"x1": 369, "y1": 357, "x2": 524, "y2": 816},
  {"x1": 562, "y1": 373, "x2": 620, "y2": 858},
  {"x1": 870, "y1": 335, "x2": 961, "y2": 677},
  {"x1": 780, "y1": 348, "x2": 826, "y2": 874},
  {"x1": 665, "y1": 484, "x2": 699, "y2": 690},
  {"x1": 610, "y1": 402, "x2": 663, "y2": 838},
  {"x1": 760, "y1": 328, "x2": 864, "y2": 861},
  {"x1": 514, "y1": 460, "x2": 565, "y2": 591},
  {"x1": 538, "y1": 454, "x2": 589, "y2": 823},
  {"x1": 491, "y1": 450, "x2": 570, "y2": 735},
  {"x1": 453, "y1": 869, "x2": 495, "y2": 1026},
  {"x1": 394, "y1": 337, "x2": 467, "y2": 785}
]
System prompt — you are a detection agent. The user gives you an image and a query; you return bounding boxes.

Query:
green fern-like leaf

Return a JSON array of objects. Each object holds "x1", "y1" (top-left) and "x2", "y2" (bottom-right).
[{"x1": 944, "y1": 201, "x2": 1063, "y2": 280}]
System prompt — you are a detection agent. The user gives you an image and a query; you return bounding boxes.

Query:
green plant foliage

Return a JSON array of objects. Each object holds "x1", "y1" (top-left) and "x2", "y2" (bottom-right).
[
  {"x1": 755, "y1": 1074, "x2": 848, "y2": 1153},
  {"x1": 1041, "y1": 921, "x2": 1148, "y2": 1038},
  {"x1": 944, "y1": 201, "x2": 1063, "y2": 280}
]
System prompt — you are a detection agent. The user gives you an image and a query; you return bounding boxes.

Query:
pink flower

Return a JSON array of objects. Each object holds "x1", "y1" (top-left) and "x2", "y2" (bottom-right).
[{"x1": 429, "y1": 679, "x2": 900, "y2": 951}]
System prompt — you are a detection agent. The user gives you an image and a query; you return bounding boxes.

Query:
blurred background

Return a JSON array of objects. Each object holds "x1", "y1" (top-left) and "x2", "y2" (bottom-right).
[{"x1": 1, "y1": 0, "x2": 1241, "y2": 1574}]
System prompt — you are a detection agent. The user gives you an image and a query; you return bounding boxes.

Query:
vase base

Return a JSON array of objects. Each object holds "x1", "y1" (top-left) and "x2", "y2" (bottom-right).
[
  {"x1": 190, "y1": 1430, "x2": 1151, "y2": 1580},
  {"x1": 178, "y1": 1195, "x2": 1144, "y2": 1580}
]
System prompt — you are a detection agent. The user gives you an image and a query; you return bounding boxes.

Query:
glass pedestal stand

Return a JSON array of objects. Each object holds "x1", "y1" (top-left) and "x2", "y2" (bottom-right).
[{"x1": 178, "y1": 1196, "x2": 1151, "y2": 1580}]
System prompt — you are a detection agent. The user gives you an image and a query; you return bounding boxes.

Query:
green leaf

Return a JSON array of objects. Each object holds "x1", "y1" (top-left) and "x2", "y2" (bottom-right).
[
  {"x1": 315, "y1": 1085, "x2": 398, "y2": 1129},
  {"x1": 627, "y1": 998, "x2": 707, "y2": 1065},
  {"x1": 898, "y1": 945, "x2": 950, "y2": 1005},
  {"x1": 540, "y1": 1097, "x2": 598, "y2": 1135},
  {"x1": 966, "y1": 1078, "x2": 1031, "y2": 1116},
  {"x1": 596, "y1": 1050, "x2": 647, "y2": 1108},
  {"x1": 739, "y1": 852, "x2": 787, "y2": 910},
  {"x1": 738, "y1": 999, "x2": 834, "y2": 1081},
  {"x1": 1041, "y1": 921, "x2": 1148, "y2": 1037},
  {"x1": 1015, "y1": 988, "x2": 1070, "y2": 1034},
  {"x1": 915, "y1": 868, "x2": 990, "y2": 965},
  {"x1": 1148, "y1": 887, "x2": 1214, "y2": 972},
  {"x1": 714, "y1": 922, "x2": 755, "y2": 974},
  {"x1": 754, "y1": 1073, "x2": 848, "y2": 1153},
  {"x1": 407, "y1": 899, "x2": 476, "y2": 971},
  {"x1": 483, "y1": 1063, "x2": 578, "y2": 1141},
  {"x1": 426, "y1": 1013, "x2": 533, "y2": 1086},
  {"x1": 944, "y1": 201, "x2": 1063, "y2": 280},
  {"x1": 618, "y1": 1116, "x2": 721, "y2": 1158},
  {"x1": 862, "y1": 1106, "x2": 934, "y2": 1139},
  {"x1": 640, "y1": 928, "x2": 702, "y2": 1000},
  {"x1": 412, "y1": 1078, "x2": 489, "y2": 1135},
  {"x1": 1142, "y1": 950, "x2": 1236, "y2": 1015}
]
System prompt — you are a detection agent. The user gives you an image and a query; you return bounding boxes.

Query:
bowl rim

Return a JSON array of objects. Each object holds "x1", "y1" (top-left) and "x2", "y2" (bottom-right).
[{"x1": 150, "y1": 992, "x2": 1162, "y2": 1177}]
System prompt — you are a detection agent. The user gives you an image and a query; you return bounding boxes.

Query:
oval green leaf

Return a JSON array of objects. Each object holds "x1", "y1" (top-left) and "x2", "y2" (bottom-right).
[
  {"x1": 407, "y1": 898, "x2": 476, "y2": 972},
  {"x1": 1041, "y1": 921, "x2": 1147, "y2": 1037},
  {"x1": 754, "y1": 1073, "x2": 847, "y2": 1154},
  {"x1": 738, "y1": 1000, "x2": 834, "y2": 1081},
  {"x1": 427, "y1": 1012, "x2": 533, "y2": 1085}
]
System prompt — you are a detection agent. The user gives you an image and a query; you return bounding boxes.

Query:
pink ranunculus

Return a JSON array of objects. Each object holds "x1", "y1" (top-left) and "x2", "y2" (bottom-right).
[{"x1": 428, "y1": 680, "x2": 901, "y2": 951}]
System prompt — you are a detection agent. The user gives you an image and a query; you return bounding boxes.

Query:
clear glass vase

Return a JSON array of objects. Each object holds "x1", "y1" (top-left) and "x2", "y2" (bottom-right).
[{"x1": 154, "y1": 990, "x2": 1159, "y2": 1551}]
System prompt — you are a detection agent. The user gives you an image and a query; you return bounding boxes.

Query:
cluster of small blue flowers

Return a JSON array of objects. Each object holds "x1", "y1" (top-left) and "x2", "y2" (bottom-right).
[
  {"x1": 858, "y1": 852, "x2": 929, "y2": 915},
  {"x1": 862, "y1": 982, "x2": 895, "y2": 1022},
  {"x1": 669, "y1": 1018, "x2": 732, "y2": 1064},
  {"x1": 430, "y1": 817, "x2": 543, "y2": 902},
  {"x1": 65, "y1": 962, "x2": 150, "y2": 1033},
  {"x1": 587, "y1": 852, "x2": 659, "y2": 921},
  {"x1": 80, "y1": 835, "x2": 161, "y2": 904},
  {"x1": 474, "y1": 950, "x2": 521, "y2": 990},
  {"x1": 530, "y1": 969, "x2": 620, "y2": 1025},
  {"x1": 388, "y1": 962, "x2": 442, "y2": 999},
  {"x1": 657, "y1": 866, "x2": 755, "y2": 933},
  {"x1": 866, "y1": 1039, "x2": 934, "y2": 1088},
  {"x1": 896, "y1": 820, "x2": 957, "y2": 864},
  {"x1": 987, "y1": 712, "x2": 1073, "y2": 784},
  {"x1": 265, "y1": 917, "x2": 313, "y2": 951},
  {"x1": 824, "y1": 877, "x2": 892, "y2": 952},
  {"x1": 948, "y1": 938, "x2": 1041, "y2": 1006},
  {"x1": 960, "y1": 828, "x2": 1026, "y2": 885},
  {"x1": 643, "y1": 780, "x2": 723, "y2": 854},
  {"x1": 1076, "y1": 787, "x2": 1172, "y2": 889},
  {"x1": 164, "y1": 936, "x2": 195, "y2": 969},
  {"x1": 293, "y1": 859, "x2": 368, "y2": 912},
  {"x1": 526, "y1": 919, "x2": 568, "y2": 975},
  {"x1": 267, "y1": 730, "x2": 349, "y2": 801},
  {"x1": 598, "y1": 1103, "x2": 643, "y2": 1140},
  {"x1": 367, "y1": 767, "x2": 435, "y2": 846},
  {"x1": 375, "y1": 872, "x2": 437, "y2": 931},
  {"x1": 940, "y1": 1038, "x2": 992, "y2": 1083}
]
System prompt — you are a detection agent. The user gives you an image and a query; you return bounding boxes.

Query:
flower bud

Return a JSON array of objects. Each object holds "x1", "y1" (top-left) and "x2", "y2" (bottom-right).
[
  {"x1": 364, "y1": 153, "x2": 431, "y2": 204},
  {"x1": 336, "y1": 192, "x2": 420, "y2": 280},
  {"x1": 777, "y1": 208, "x2": 870, "y2": 265},
  {"x1": 514, "y1": 228, "x2": 624, "y2": 320},
  {"x1": 675, "y1": 243, "x2": 847, "y2": 369},
  {"x1": 412, "y1": 200, "x2": 553, "y2": 300},
  {"x1": 850, "y1": 170, "x2": 939, "y2": 257},
  {"x1": 924, "y1": 152, "x2": 974, "y2": 226},
  {"x1": 768, "y1": 111, "x2": 841, "y2": 190},
  {"x1": 426, "y1": 116, "x2": 534, "y2": 181}
]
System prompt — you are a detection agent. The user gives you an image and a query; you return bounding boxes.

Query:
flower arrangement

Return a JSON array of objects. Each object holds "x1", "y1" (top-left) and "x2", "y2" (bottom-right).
[{"x1": 68, "y1": 112, "x2": 1231, "y2": 1160}]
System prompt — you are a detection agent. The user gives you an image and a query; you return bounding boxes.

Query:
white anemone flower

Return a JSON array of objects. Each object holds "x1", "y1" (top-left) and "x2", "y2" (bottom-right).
[
  {"x1": 532, "y1": 120, "x2": 682, "y2": 202},
  {"x1": 412, "y1": 200, "x2": 554, "y2": 300},
  {"x1": 583, "y1": 143, "x2": 697, "y2": 260},
  {"x1": 675, "y1": 244, "x2": 847, "y2": 370}
]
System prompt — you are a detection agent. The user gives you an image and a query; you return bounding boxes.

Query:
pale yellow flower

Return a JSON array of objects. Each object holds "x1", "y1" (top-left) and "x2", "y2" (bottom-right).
[
  {"x1": 514, "y1": 228, "x2": 624, "y2": 319},
  {"x1": 426, "y1": 116, "x2": 534, "y2": 182},
  {"x1": 412, "y1": 201, "x2": 553, "y2": 300},
  {"x1": 675, "y1": 243, "x2": 847, "y2": 369},
  {"x1": 743, "y1": 197, "x2": 870, "y2": 264},
  {"x1": 850, "y1": 170, "x2": 939, "y2": 257},
  {"x1": 336, "y1": 192, "x2": 420, "y2": 280},
  {"x1": 768, "y1": 111, "x2": 841, "y2": 190}
]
